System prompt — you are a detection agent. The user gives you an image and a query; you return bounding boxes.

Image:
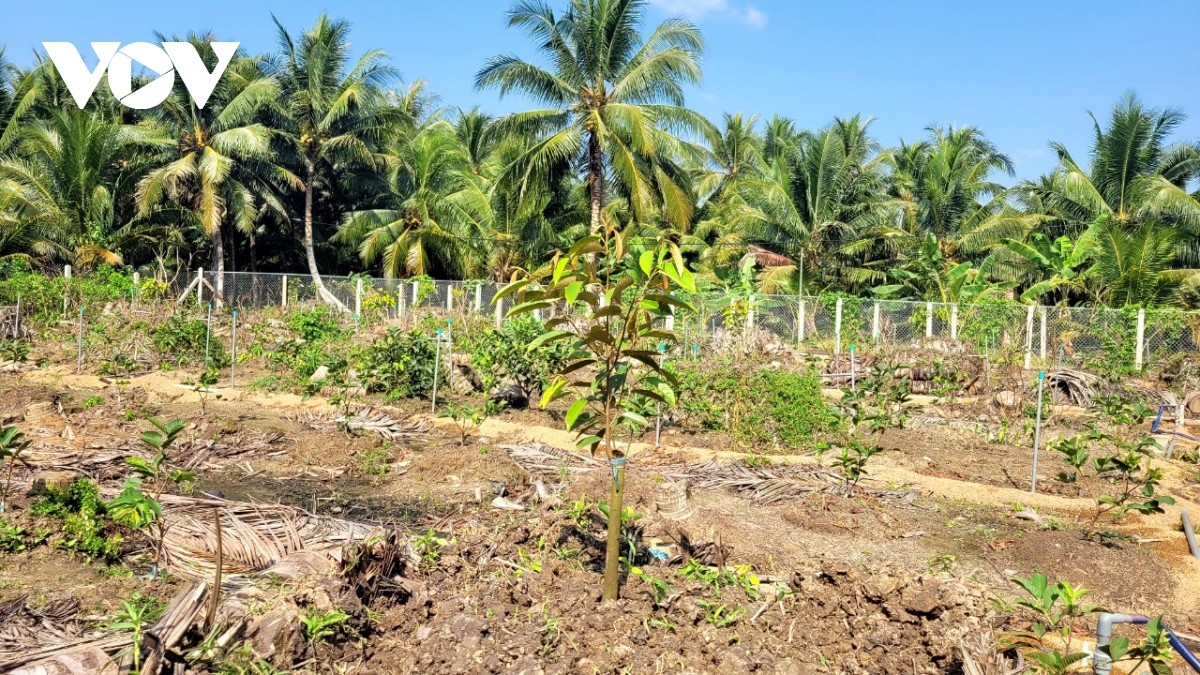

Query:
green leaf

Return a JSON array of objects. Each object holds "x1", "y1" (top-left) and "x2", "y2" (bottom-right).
[
  {"x1": 639, "y1": 251, "x2": 654, "y2": 277},
  {"x1": 565, "y1": 399, "x2": 588, "y2": 431},
  {"x1": 619, "y1": 410, "x2": 649, "y2": 427},
  {"x1": 493, "y1": 278, "x2": 532, "y2": 304},
  {"x1": 551, "y1": 256, "x2": 570, "y2": 284},
  {"x1": 566, "y1": 235, "x2": 602, "y2": 259},
  {"x1": 525, "y1": 329, "x2": 574, "y2": 352},
  {"x1": 564, "y1": 281, "x2": 584, "y2": 304},
  {"x1": 575, "y1": 435, "x2": 602, "y2": 451},
  {"x1": 539, "y1": 378, "x2": 568, "y2": 408},
  {"x1": 679, "y1": 266, "x2": 697, "y2": 293},
  {"x1": 506, "y1": 299, "x2": 555, "y2": 317}
]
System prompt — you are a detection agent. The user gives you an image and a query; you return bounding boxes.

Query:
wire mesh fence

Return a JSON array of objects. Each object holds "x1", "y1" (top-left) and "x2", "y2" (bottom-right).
[{"x1": 26, "y1": 267, "x2": 1200, "y2": 375}]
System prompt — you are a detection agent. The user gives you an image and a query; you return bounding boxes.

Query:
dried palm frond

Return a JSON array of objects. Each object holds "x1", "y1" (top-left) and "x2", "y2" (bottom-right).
[
  {"x1": 0, "y1": 595, "x2": 103, "y2": 672},
  {"x1": 299, "y1": 407, "x2": 434, "y2": 442},
  {"x1": 1045, "y1": 369, "x2": 1097, "y2": 407},
  {"x1": 959, "y1": 631, "x2": 1024, "y2": 675},
  {"x1": 99, "y1": 491, "x2": 411, "y2": 583},
  {"x1": 498, "y1": 443, "x2": 607, "y2": 476},
  {"x1": 501, "y1": 445, "x2": 908, "y2": 505}
]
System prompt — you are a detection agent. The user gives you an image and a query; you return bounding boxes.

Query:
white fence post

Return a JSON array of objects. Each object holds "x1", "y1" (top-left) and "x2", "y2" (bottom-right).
[
  {"x1": 834, "y1": 298, "x2": 843, "y2": 355},
  {"x1": 665, "y1": 315, "x2": 675, "y2": 332},
  {"x1": 474, "y1": 284, "x2": 482, "y2": 313},
  {"x1": 925, "y1": 302, "x2": 933, "y2": 339},
  {"x1": 62, "y1": 265, "x2": 72, "y2": 313},
  {"x1": 1024, "y1": 305, "x2": 1035, "y2": 369},
  {"x1": 797, "y1": 295, "x2": 806, "y2": 344},
  {"x1": 446, "y1": 284, "x2": 454, "y2": 311},
  {"x1": 1039, "y1": 307, "x2": 1047, "y2": 361},
  {"x1": 281, "y1": 275, "x2": 288, "y2": 307},
  {"x1": 872, "y1": 302, "x2": 880, "y2": 342},
  {"x1": 494, "y1": 295, "x2": 503, "y2": 328},
  {"x1": 197, "y1": 268, "x2": 204, "y2": 306},
  {"x1": 1136, "y1": 309, "x2": 1146, "y2": 370},
  {"x1": 355, "y1": 278, "x2": 363, "y2": 317},
  {"x1": 411, "y1": 281, "x2": 419, "y2": 306},
  {"x1": 950, "y1": 304, "x2": 958, "y2": 340}
]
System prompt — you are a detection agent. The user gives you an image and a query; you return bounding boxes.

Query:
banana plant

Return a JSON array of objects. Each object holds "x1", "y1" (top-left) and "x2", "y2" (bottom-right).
[
  {"x1": 874, "y1": 233, "x2": 1014, "y2": 302},
  {"x1": 1002, "y1": 233, "x2": 1091, "y2": 304}
]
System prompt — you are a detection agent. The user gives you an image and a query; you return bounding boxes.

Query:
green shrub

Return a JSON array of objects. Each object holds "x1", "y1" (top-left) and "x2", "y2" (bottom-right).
[
  {"x1": 674, "y1": 361, "x2": 838, "y2": 450},
  {"x1": 358, "y1": 328, "x2": 437, "y2": 398},
  {"x1": 32, "y1": 478, "x2": 124, "y2": 562},
  {"x1": 152, "y1": 313, "x2": 227, "y2": 367},
  {"x1": 287, "y1": 306, "x2": 343, "y2": 343},
  {"x1": 471, "y1": 315, "x2": 572, "y2": 393}
]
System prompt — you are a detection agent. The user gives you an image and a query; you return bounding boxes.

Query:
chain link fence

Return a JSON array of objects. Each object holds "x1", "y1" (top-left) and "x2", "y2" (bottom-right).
[{"x1": 22, "y1": 267, "x2": 1200, "y2": 375}]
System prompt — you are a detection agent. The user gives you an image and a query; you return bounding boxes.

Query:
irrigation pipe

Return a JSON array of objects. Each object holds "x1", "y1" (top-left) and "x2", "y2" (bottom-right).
[
  {"x1": 1094, "y1": 613, "x2": 1200, "y2": 674},
  {"x1": 1182, "y1": 509, "x2": 1200, "y2": 562}
]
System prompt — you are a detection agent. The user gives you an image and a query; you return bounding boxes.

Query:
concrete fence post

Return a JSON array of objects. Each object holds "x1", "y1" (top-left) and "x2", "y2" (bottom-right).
[
  {"x1": 446, "y1": 284, "x2": 454, "y2": 310},
  {"x1": 494, "y1": 295, "x2": 504, "y2": 328},
  {"x1": 925, "y1": 302, "x2": 933, "y2": 338},
  {"x1": 281, "y1": 275, "x2": 288, "y2": 307},
  {"x1": 797, "y1": 295, "x2": 806, "y2": 344},
  {"x1": 834, "y1": 298, "x2": 843, "y2": 355},
  {"x1": 411, "y1": 281, "x2": 419, "y2": 306},
  {"x1": 1136, "y1": 309, "x2": 1146, "y2": 370},
  {"x1": 474, "y1": 284, "x2": 482, "y2": 313},
  {"x1": 665, "y1": 315, "x2": 675, "y2": 332},
  {"x1": 355, "y1": 278, "x2": 363, "y2": 317},
  {"x1": 872, "y1": 302, "x2": 881, "y2": 342},
  {"x1": 197, "y1": 268, "x2": 204, "y2": 306},
  {"x1": 1024, "y1": 305, "x2": 1035, "y2": 369},
  {"x1": 1039, "y1": 307, "x2": 1048, "y2": 361},
  {"x1": 950, "y1": 304, "x2": 958, "y2": 340},
  {"x1": 132, "y1": 272, "x2": 140, "y2": 288}
]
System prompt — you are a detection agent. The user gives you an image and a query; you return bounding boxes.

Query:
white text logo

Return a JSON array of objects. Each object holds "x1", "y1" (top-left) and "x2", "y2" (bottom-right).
[{"x1": 42, "y1": 41, "x2": 239, "y2": 109}]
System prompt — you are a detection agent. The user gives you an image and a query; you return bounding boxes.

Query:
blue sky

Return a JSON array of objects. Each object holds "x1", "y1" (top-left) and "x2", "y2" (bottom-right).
[{"x1": 6, "y1": 0, "x2": 1199, "y2": 182}]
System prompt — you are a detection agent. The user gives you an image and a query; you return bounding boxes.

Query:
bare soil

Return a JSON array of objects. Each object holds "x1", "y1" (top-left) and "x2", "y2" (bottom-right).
[{"x1": 3, "y1": 366, "x2": 1200, "y2": 673}]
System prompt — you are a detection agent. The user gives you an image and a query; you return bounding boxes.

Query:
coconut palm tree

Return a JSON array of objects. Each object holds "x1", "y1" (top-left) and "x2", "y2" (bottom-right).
[
  {"x1": 337, "y1": 119, "x2": 493, "y2": 278},
  {"x1": 704, "y1": 115, "x2": 896, "y2": 294},
  {"x1": 973, "y1": 93, "x2": 1200, "y2": 305},
  {"x1": 883, "y1": 125, "x2": 1014, "y2": 238},
  {"x1": 136, "y1": 34, "x2": 288, "y2": 297},
  {"x1": 0, "y1": 108, "x2": 169, "y2": 267},
  {"x1": 476, "y1": 0, "x2": 711, "y2": 237},
  {"x1": 268, "y1": 13, "x2": 398, "y2": 308}
]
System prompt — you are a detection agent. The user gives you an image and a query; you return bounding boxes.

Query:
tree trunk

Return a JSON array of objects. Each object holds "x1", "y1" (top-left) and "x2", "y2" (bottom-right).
[
  {"x1": 602, "y1": 450, "x2": 625, "y2": 601},
  {"x1": 303, "y1": 160, "x2": 348, "y2": 311},
  {"x1": 588, "y1": 131, "x2": 604, "y2": 235},
  {"x1": 212, "y1": 221, "x2": 225, "y2": 299},
  {"x1": 249, "y1": 228, "x2": 257, "y2": 272}
]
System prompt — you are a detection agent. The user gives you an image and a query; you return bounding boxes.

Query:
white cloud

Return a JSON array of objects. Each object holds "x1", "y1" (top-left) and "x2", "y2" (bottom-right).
[
  {"x1": 647, "y1": 0, "x2": 767, "y2": 28},
  {"x1": 740, "y1": 6, "x2": 767, "y2": 28}
]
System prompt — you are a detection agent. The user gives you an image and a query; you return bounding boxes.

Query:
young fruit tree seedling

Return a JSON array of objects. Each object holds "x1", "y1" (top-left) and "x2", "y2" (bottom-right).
[
  {"x1": 0, "y1": 426, "x2": 30, "y2": 512},
  {"x1": 497, "y1": 229, "x2": 695, "y2": 600},
  {"x1": 108, "y1": 417, "x2": 194, "y2": 577}
]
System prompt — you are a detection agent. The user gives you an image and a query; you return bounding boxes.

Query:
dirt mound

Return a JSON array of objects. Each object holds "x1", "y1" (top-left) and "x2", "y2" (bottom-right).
[{"x1": 366, "y1": 508, "x2": 992, "y2": 675}]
